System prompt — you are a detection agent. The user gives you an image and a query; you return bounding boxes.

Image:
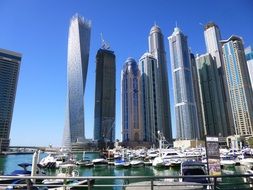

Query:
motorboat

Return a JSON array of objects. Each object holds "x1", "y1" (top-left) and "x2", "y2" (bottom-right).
[
  {"x1": 130, "y1": 159, "x2": 144, "y2": 167},
  {"x1": 238, "y1": 154, "x2": 253, "y2": 167},
  {"x1": 76, "y1": 152, "x2": 94, "y2": 167},
  {"x1": 114, "y1": 159, "x2": 131, "y2": 168},
  {"x1": 113, "y1": 152, "x2": 122, "y2": 160},
  {"x1": 180, "y1": 160, "x2": 208, "y2": 185},
  {"x1": 0, "y1": 163, "x2": 32, "y2": 184},
  {"x1": 220, "y1": 155, "x2": 236, "y2": 167},
  {"x1": 42, "y1": 164, "x2": 94, "y2": 189},
  {"x1": 39, "y1": 153, "x2": 68, "y2": 169},
  {"x1": 2, "y1": 151, "x2": 45, "y2": 188},
  {"x1": 162, "y1": 149, "x2": 184, "y2": 167},
  {"x1": 92, "y1": 158, "x2": 108, "y2": 167},
  {"x1": 147, "y1": 150, "x2": 158, "y2": 159},
  {"x1": 227, "y1": 149, "x2": 242, "y2": 157},
  {"x1": 76, "y1": 159, "x2": 94, "y2": 167},
  {"x1": 152, "y1": 157, "x2": 165, "y2": 168}
]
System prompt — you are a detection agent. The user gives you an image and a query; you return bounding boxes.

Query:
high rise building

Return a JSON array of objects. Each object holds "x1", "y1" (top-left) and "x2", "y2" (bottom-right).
[
  {"x1": 204, "y1": 22, "x2": 233, "y2": 135},
  {"x1": 204, "y1": 22, "x2": 223, "y2": 68},
  {"x1": 168, "y1": 27, "x2": 199, "y2": 140},
  {"x1": 190, "y1": 53, "x2": 204, "y2": 139},
  {"x1": 196, "y1": 54, "x2": 230, "y2": 137},
  {"x1": 63, "y1": 14, "x2": 91, "y2": 148},
  {"x1": 121, "y1": 58, "x2": 141, "y2": 146},
  {"x1": 0, "y1": 48, "x2": 21, "y2": 152},
  {"x1": 138, "y1": 53, "x2": 160, "y2": 143},
  {"x1": 94, "y1": 48, "x2": 116, "y2": 145},
  {"x1": 221, "y1": 36, "x2": 253, "y2": 135},
  {"x1": 245, "y1": 46, "x2": 253, "y2": 90},
  {"x1": 148, "y1": 24, "x2": 172, "y2": 142}
]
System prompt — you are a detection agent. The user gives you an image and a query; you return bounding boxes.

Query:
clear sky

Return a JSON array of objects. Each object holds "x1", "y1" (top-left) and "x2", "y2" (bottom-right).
[{"x1": 1, "y1": 0, "x2": 252, "y2": 146}]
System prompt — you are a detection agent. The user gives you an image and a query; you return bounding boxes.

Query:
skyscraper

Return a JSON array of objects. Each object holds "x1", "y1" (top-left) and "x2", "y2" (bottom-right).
[
  {"x1": 190, "y1": 53, "x2": 204, "y2": 139},
  {"x1": 204, "y1": 22, "x2": 223, "y2": 68},
  {"x1": 245, "y1": 46, "x2": 253, "y2": 90},
  {"x1": 0, "y1": 48, "x2": 21, "y2": 152},
  {"x1": 139, "y1": 53, "x2": 160, "y2": 143},
  {"x1": 121, "y1": 58, "x2": 141, "y2": 147},
  {"x1": 221, "y1": 36, "x2": 253, "y2": 135},
  {"x1": 94, "y1": 48, "x2": 116, "y2": 146},
  {"x1": 148, "y1": 24, "x2": 172, "y2": 142},
  {"x1": 204, "y1": 22, "x2": 233, "y2": 135},
  {"x1": 196, "y1": 54, "x2": 229, "y2": 137},
  {"x1": 63, "y1": 14, "x2": 91, "y2": 148},
  {"x1": 168, "y1": 27, "x2": 199, "y2": 140}
]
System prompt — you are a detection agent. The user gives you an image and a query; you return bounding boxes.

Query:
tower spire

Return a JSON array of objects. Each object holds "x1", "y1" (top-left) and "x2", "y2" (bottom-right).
[{"x1": 100, "y1": 33, "x2": 110, "y2": 50}]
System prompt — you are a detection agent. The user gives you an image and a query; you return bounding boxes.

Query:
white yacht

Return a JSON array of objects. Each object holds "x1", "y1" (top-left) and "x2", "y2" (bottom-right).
[
  {"x1": 162, "y1": 149, "x2": 184, "y2": 166},
  {"x1": 39, "y1": 153, "x2": 68, "y2": 169},
  {"x1": 220, "y1": 155, "x2": 236, "y2": 167},
  {"x1": 92, "y1": 158, "x2": 108, "y2": 167},
  {"x1": 239, "y1": 156, "x2": 253, "y2": 167},
  {"x1": 152, "y1": 156, "x2": 165, "y2": 168},
  {"x1": 147, "y1": 150, "x2": 158, "y2": 159},
  {"x1": 130, "y1": 159, "x2": 144, "y2": 167}
]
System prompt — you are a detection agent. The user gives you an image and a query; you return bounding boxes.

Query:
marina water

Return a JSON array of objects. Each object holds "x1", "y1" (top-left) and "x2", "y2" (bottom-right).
[{"x1": 0, "y1": 152, "x2": 248, "y2": 189}]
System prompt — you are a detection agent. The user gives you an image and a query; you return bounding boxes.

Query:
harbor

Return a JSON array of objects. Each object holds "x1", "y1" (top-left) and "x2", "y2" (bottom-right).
[{"x1": 0, "y1": 146, "x2": 253, "y2": 189}]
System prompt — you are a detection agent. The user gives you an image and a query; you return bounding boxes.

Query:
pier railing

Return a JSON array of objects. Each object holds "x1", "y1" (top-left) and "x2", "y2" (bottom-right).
[{"x1": 0, "y1": 174, "x2": 252, "y2": 190}]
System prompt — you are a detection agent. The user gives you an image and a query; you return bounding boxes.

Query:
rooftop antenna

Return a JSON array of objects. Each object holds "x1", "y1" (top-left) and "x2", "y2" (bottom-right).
[
  {"x1": 100, "y1": 33, "x2": 110, "y2": 50},
  {"x1": 199, "y1": 22, "x2": 204, "y2": 29}
]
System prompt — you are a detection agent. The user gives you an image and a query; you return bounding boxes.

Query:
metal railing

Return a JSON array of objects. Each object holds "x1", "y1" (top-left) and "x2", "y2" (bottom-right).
[{"x1": 0, "y1": 174, "x2": 252, "y2": 190}]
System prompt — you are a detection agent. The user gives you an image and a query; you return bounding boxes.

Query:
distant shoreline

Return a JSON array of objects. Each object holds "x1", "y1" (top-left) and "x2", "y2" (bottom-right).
[{"x1": 0, "y1": 151, "x2": 34, "y2": 155}]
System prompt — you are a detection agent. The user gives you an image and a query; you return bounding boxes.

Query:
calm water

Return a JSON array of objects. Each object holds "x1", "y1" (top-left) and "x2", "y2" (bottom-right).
[{"x1": 0, "y1": 153, "x2": 248, "y2": 189}]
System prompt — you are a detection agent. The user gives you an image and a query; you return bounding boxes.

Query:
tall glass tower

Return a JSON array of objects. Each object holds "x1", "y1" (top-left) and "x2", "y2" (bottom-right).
[
  {"x1": 63, "y1": 14, "x2": 91, "y2": 148},
  {"x1": 245, "y1": 46, "x2": 253, "y2": 90},
  {"x1": 204, "y1": 22, "x2": 233, "y2": 135},
  {"x1": 138, "y1": 53, "x2": 160, "y2": 143},
  {"x1": 196, "y1": 54, "x2": 229, "y2": 137},
  {"x1": 94, "y1": 48, "x2": 116, "y2": 146},
  {"x1": 168, "y1": 27, "x2": 199, "y2": 140},
  {"x1": 148, "y1": 24, "x2": 172, "y2": 142},
  {"x1": 221, "y1": 36, "x2": 253, "y2": 135},
  {"x1": 121, "y1": 58, "x2": 141, "y2": 147},
  {"x1": 0, "y1": 48, "x2": 21, "y2": 152},
  {"x1": 190, "y1": 53, "x2": 204, "y2": 139}
]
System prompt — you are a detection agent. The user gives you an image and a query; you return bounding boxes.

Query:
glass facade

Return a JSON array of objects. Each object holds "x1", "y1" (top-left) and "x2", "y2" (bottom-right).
[
  {"x1": 149, "y1": 25, "x2": 172, "y2": 142},
  {"x1": 94, "y1": 49, "x2": 116, "y2": 143},
  {"x1": 196, "y1": 54, "x2": 229, "y2": 137},
  {"x1": 0, "y1": 48, "x2": 21, "y2": 152},
  {"x1": 221, "y1": 36, "x2": 253, "y2": 135},
  {"x1": 63, "y1": 14, "x2": 91, "y2": 148},
  {"x1": 204, "y1": 22, "x2": 233, "y2": 136},
  {"x1": 190, "y1": 54, "x2": 204, "y2": 139},
  {"x1": 139, "y1": 53, "x2": 160, "y2": 143},
  {"x1": 245, "y1": 46, "x2": 253, "y2": 90},
  {"x1": 168, "y1": 27, "x2": 199, "y2": 140},
  {"x1": 121, "y1": 58, "x2": 140, "y2": 145}
]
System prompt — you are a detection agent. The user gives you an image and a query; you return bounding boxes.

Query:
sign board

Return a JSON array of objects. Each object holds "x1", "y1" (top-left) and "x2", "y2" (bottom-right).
[{"x1": 205, "y1": 136, "x2": 221, "y2": 176}]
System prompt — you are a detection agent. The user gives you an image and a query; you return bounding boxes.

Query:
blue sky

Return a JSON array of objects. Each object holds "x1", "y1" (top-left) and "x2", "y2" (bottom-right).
[{"x1": 1, "y1": 0, "x2": 252, "y2": 146}]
